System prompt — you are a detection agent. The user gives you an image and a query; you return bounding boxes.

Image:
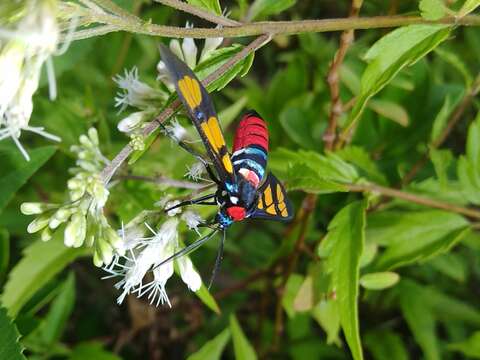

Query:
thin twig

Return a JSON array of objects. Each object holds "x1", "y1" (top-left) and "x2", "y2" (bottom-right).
[
  {"x1": 153, "y1": 0, "x2": 241, "y2": 26},
  {"x1": 324, "y1": 0, "x2": 363, "y2": 151},
  {"x1": 92, "y1": 0, "x2": 140, "y2": 21},
  {"x1": 117, "y1": 174, "x2": 208, "y2": 190},
  {"x1": 401, "y1": 74, "x2": 480, "y2": 185},
  {"x1": 100, "y1": 34, "x2": 271, "y2": 184},
  {"x1": 69, "y1": 14, "x2": 480, "y2": 41},
  {"x1": 347, "y1": 182, "x2": 480, "y2": 219}
]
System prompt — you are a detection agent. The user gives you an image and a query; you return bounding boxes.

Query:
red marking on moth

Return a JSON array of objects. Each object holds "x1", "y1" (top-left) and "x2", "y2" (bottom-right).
[
  {"x1": 226, "y1": 206, "x2": 246, "y2": 221},
  {"x1": 233, "y1": 113, "x2": 269, "y2": 152}
]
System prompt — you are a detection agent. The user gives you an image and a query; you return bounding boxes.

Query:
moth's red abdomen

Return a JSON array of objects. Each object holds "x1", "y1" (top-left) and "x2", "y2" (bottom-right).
[{"x1": 233, "y1": 111, "x2": 269, "y2": 152}]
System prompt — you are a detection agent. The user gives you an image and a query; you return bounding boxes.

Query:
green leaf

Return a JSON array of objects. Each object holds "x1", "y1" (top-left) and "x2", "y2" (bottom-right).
[
  {"x1": 359, "y1": 272, "x2": 399, "y2": 290},
  {"x1": 311, "y1": 299, "x2": 341, "y2": 346},
  {"x1": 336, "y1": 146, "x2": 388, "y2": 185},
  {"x1": 279, "y1": 107, "x2": 318, "y2": 149},
  {"x1": 0, "y1": 229, "x2": 9, "y2": 284},
  {"x1": 247, "y1": 0, "x2": 296, "y2": 20},
  {"x1": 399, "y1": 280, "x2": 439, "y2": 360},
  {"x1": 367, "y1": 210, "x2": 469, "y2": 270},
  {"x1": 1, "y1": 234, "x2": 88, "y2": 317},
  {"x1": 368, "y1": 99, "x2": 409, "y2": 127},
  {"x1": 457, "y1": 113, "x2": 480, "y2": 204},
  {"x1": 69, "y1": 342, "x2": 121, "y2": 360},
  {"x1": 187, "y1": 0, "x2": 221, "y2": 14},
  {"x1": 448, "y1": 332, "x2": 480, "y2": 358},
  {"x1": 364, "y1": 330, "x2": 408, "y2": 360},
  {"x1": 270, "y1": 148, "x2": 359, "y2": 194},
  {"x1": 419, "y1": 0, "x2": 448, "y2": 20},
  {"x1": 458, "y1": 0, "x2": 480, "y2": 17},
  {"x1": 323, "y1": 200, "x2": 367, "y2": 360},
  {"x1": 0, "y1": 307, "x2": 26, "y2": 360},
  {"x1": 345, "y1": 25, "x2": 451, "y2": 134},
  {"x1": 0, "y1": 145, "x2": 56, "y2": 213},
  {"x1": 430, "y1": 92, "x2": 464, "y2": 144},
  {"x1": 434, "y1": 47, "x2": 473, "y2": 86},
  {"x1": 37, "y1": 272, "x2": 76, "y2": 345},
  {"x1": 429, "y1": 253, "x2": 467, "y2": 282},
  {"x1": 195, "y1": 44, "x2": 255, "y2": 92},
  {"x1": 282, "y1": 273, "x2": 304, "y2": 318},
  {"x1": 187, "y1": 328, "x2": 231, "y2": 360},
  {"x1": 194, "y1": 284, "x2": 221, "y2": 315},
  {"x1": 430, "y1": 149, "x2": 453, "y2": 188},
  {"x1": 229, "y1": 314, "x2": 257, "y2": 360}
]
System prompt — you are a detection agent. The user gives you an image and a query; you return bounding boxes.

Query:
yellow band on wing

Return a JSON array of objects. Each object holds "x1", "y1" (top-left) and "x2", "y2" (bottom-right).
[{"x1": 178, "y1": 76, "x2": 202, "y2": 109}]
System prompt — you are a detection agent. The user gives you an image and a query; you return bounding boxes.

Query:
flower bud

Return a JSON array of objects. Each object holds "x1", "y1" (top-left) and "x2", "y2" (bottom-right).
[
  {"x1": 27, "y1": 215, "x2": 50, "y2": 233},
  {"x1": 64, "y1": 212, "x2": 86, "y2": 247},
  {"x1": 20, "y1": 202, "x2": 54, "y2": 215},
  {"x1": 41, "y1": 226, "x2": 52, "y2": 242},
  {"x1": 177, "y1": 256, "x2": 201, "y2": 292}
]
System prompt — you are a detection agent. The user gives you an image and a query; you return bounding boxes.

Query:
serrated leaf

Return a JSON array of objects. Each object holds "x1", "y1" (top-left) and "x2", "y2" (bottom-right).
[
  {"x1": 187, "y1": 328, "x2": 231, "y2": 360},
  {"x1": 230, "y1": 314, "x2": 257, "y2": 360},
  {"x1": 1, "y1": 234, "x2": 88, "y2": 317},
  {"x1": 345, "y1": 25, "x2": 451, "y2": 134},
  {"x1": 419, "y1": 0, "x2": 448, "y2": 20},
  {"x1": 270, "y1": 148, "x2": 359, "y2": 194},
  {"x1": 359, "y1": 272, "x2": 399, "y2": 290},
  {"x1": 0, "y1": 145, "x2": 56, "y2": 213},
  {"x1": 0, "y1": 307, "x2": 26, "y2": 360},
  {"x1": 247, "y1": 0, "x2": 296, "y2": 20},
  {"x1": 448, "y1": 332, "x2": 480, "y2": 358},
  {"x1": 187, "y1": 0, "x2": 222, "y2": 15},
  {"x1": 367, "y1": 210, "x2": 469, "y2": 270},
  {"x1": 322, "y1": 200, "x2": 367, "y2": 360}
]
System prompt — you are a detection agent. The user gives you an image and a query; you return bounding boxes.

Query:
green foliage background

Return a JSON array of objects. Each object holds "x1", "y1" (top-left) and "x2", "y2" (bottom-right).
[{"x1": 1, "y1": 0, "x2": 480, "y2": 359}]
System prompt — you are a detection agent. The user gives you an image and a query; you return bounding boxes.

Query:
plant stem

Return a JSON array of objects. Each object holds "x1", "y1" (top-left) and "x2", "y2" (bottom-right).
[
  {"x1": 324, "y1": 0, "x2": 363, "y2": 151},
  {"x1": 153, "y1": 0, "x2": 241, "y2": 26},
  {"x1": 347, "y1": 182, "x2": 480, "y2": 219},
  {"x1": 99, "y1": 34, "x2": 270, "y2": 184},
  {"x1": 71, "y1": 14, "x2": 480, "y2": 41}
]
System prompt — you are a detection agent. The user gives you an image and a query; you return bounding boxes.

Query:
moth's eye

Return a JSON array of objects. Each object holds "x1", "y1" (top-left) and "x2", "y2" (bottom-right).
[{"x1": 230, "y1": 196, "x2": 239, "y2": 204}]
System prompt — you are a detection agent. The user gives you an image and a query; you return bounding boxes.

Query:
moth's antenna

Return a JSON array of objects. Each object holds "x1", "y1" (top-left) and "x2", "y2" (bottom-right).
[{"x1": 208, "y1": 228, "x2": 226, "y2": 290}]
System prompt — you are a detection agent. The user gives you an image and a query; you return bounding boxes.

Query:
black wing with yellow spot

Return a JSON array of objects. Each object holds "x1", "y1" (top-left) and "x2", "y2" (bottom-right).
[
  {"x1": 251, "y1": 172, "x2": 293, "y2": 221},
  {"x1": 159, "y1": 44, "x2": 236, "y2": 186}
]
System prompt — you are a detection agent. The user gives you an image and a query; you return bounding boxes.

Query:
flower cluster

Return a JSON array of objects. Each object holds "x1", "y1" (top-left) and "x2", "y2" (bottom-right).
[
  {"x1": 0, "y1": 0, "x2": 63, "y2": 160},
  {"x1": 103, "y1": 216, "x2": 204, "y2": 307},
  {"x1": 21, "y1": 128, "x2": 123, "y2": 266}
]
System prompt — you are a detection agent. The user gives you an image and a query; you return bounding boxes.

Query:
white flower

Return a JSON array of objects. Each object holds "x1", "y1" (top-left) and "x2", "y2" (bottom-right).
[
  {"x1": 157, "y1": 23, "x2": 223, "y2": 87},
  {"x1": 185, "y1": 161, "x2": 206, "y2": 181},
  {"x1": 0, "y1": 0, "x2": 62, "y2": 160},
  {"x1": 113, "y1": 67, "x2": 166, "y2": 111},
  {"x1": 181, "y1": 210, "x2": 203, "y2": 235},
  {"x1": 162, "y1": 118, "x2": 187, "y2": 142},
  {"x1": 103, "y1": 218, "x2": 203, "y2": 307}
]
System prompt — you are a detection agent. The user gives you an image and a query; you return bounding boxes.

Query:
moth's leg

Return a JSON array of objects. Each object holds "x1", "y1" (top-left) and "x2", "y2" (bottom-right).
[{"x1": 164, "y1": 193, "x2": 216, "y2": 213}]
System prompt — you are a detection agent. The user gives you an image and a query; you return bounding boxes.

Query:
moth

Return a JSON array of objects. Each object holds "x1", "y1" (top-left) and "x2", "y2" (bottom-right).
[{"x1": 157, "y1": 44, "x2": 293, "y2": 280}]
